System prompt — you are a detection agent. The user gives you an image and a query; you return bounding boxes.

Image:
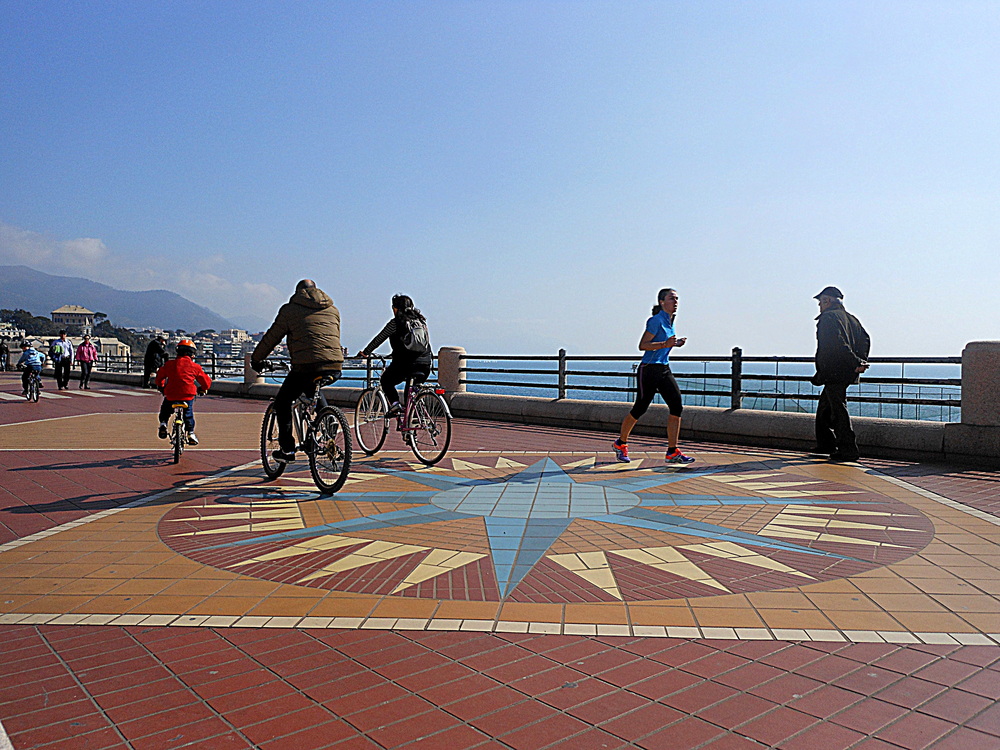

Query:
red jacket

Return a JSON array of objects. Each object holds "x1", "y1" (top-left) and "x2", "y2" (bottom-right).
[{"x1": 155, "y1": 357, "x2": 212, "y2": 401}]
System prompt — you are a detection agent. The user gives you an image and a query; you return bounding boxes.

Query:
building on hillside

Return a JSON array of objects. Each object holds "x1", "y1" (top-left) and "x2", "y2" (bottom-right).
[
  {"x1": 91, "y1": 338, "x2": 131, "y2": 359},
  {"x1": 0, "y1": 325, "x2": 27, "y2": 342},
  {"x1": 52, "y1": 306, "x2": 95, "y2": 333},
  {"x1": 221, "y1": 329, "x2": 250, "y2": 344}
]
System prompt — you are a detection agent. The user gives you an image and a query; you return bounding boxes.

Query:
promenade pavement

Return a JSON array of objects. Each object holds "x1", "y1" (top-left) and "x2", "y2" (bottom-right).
[{"x1": 0, "y1": 371, "x2": 998, "y2": 750}]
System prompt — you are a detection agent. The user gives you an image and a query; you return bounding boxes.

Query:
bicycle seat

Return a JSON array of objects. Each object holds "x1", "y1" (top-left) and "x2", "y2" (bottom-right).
[
  {"x1": 314, "y1": 374, "x2": 338, "y2": 388},
  {"x1": 170, "y1": 402, "x2": 188, "y2": 408}
]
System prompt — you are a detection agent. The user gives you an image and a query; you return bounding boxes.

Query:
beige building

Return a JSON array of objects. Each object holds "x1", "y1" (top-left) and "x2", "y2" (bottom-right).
[{"x1": 51, "y1": 305, "x2": 95, "y2": 330}]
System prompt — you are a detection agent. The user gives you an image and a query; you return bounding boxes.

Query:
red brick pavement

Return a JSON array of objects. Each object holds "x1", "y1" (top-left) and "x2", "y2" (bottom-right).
[{"x1": 2, "y1": 376, "x2": 999, "y2": 749}]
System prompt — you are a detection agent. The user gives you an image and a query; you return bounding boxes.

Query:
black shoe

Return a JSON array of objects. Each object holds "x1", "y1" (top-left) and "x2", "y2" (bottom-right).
[
  {"x1": 158, "y1": 423, "x2": 168, "y2": 440},
  {"x1": 385, "y1": 402, "x2": 402, "y2": 418},
  {"x1": 828, "y1": 453, "x2": 860, "y2": 463},
  {"x1": 272, "y1": 449, "x2": 297, "y2": 463}
]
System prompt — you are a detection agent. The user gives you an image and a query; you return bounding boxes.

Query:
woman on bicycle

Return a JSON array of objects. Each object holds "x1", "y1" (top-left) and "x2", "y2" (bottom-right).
[
  {"x1": 612, "y1": 287, "x2": 695, "y2": 465},
  {"x1": 358, "y1": 294, "x2": 432, "y2": 416}
]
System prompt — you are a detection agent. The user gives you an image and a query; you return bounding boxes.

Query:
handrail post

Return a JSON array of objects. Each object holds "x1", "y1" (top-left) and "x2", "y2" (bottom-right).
[
  {"x1": 210, "y1": 352, "x2": 217, "y2": 379},
  {"x1": 730, "y1": 347, "x2": 743, "y2": 410},
  {"x1": 558, "y1": 349, "x2": 567, "y2": 400}
]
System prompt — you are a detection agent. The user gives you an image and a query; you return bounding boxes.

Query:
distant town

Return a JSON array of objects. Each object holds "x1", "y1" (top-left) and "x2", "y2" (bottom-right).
[{"x1": 0, "y1": 304, "x2": 286, "y2": 361}]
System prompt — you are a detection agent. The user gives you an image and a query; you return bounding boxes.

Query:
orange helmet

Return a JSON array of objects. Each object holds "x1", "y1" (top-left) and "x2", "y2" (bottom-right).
[
  {"x1": 177, "y1": 339, "x2": 195, "y2": 348},
  {"x1": 176, "y1": 338, "x2": 196, "y2": 355}
]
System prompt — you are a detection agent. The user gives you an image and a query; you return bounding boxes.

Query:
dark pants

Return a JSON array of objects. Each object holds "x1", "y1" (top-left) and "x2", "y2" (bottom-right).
[
  {"x1": 142, "y1": 367, "x2": 155, "y2": 388},
  {"x1": 54, "y1": 359, "x2": 71, "y2": 389},
  {"x1": 815, "y1": 382, "x2": 859, "y2": 457},
  {"x1": 79, "y1": 361, "x2": 93, "y2": 388},
  {"x1": 159, "y1": 398, "x2": 195, "y2": 431},
  {"x1": 274, "y1": 368, "x2": 341, "y2": 452},
  {"x1": 380, "y1": 359, "x2": 431, "y2": 407}
]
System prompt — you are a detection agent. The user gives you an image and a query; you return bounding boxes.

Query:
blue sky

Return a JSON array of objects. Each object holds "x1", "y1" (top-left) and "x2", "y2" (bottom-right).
[{"x1": 2, "y1": 1, "x2": 997, "y2": 355}]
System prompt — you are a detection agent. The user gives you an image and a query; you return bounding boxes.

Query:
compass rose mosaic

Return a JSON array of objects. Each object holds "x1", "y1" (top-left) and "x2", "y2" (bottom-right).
[{"x1": 161, "y1": 453, "x2": 934, "y2": 604}]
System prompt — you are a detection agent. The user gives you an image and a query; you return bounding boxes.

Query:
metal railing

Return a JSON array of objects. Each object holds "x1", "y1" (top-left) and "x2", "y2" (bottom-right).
[{"x1": 459, "y1": 348, "x2": 962, "y2": 422}]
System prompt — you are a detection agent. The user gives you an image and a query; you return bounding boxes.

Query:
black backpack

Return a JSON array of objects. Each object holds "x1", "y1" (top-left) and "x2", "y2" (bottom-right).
[{"x1": 400, "y1": 318, "x2": 431, "y2": 354}]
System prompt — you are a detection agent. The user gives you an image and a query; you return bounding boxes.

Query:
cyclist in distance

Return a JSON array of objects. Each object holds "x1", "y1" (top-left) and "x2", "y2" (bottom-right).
[
  {"x1": 155, "y1": 339, "x2": 212, "y2": 445},
  {"x1": 357, "y1": 294, "x2": 432, "y2": 417},
  {"x1": 16, "y1": 341, "x2": 44, "y2": 396},
  {"x1": 252, "y1": 279, "x2": 344, "y2": 463}
]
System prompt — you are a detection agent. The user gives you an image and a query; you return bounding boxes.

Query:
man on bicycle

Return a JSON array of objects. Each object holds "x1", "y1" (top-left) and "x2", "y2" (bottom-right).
[
  {"x1": 251, "y1": 279, "x2": 344, "y2": 463},
  {"x1": 16, "y1": 341, "x2": 44, "y2": 396}
]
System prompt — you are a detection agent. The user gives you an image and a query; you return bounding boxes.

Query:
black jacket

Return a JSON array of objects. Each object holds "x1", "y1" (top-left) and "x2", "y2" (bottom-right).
[
  {"x1": 144, "y1": 339, "x2": 168, "y2": 370},
  {"x1": 813, "y1": 304, "x2": 870, "y2": 385}
]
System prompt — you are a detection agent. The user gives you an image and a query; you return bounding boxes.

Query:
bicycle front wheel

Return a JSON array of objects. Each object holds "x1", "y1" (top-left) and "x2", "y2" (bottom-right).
[
  {"x1": 309, "y1": 406, "x2": 352, "y2": 494},
  {"x1": 354, "y1": 387, "x2": 388, "y2": 455},
  {"x1": 260, "y1": 402, "x2": 286, "y2": 479},
  {"x1": 408, "y1": 391, "x2": 452, "y2": 465},
  {"x1": 29, "y1": 379, "x2": 39, "y2": 402}
]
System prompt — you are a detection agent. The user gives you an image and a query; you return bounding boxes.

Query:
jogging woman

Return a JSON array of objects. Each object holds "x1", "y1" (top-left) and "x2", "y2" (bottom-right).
[
  {"x1": 613, "y1": 287, "x2": 695, "y2": 465},
  {"x1": 357, "y1": 294, "x2": 432, "y2": 415}
]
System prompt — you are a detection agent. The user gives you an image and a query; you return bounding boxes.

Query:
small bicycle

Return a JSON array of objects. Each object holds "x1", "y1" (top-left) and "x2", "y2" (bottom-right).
[
  {"x1": 167, "y1": 401, "x2": 190, "y2": 464},
  {"x1": 21, "y1": 368, "x2": 41, "y2": 403},
  {"x1": 259, "y1": 361, "x2": 352, "y2": 494},
  {"x1": 354, "y1": 355, "x2": 452, "y2": 465}
]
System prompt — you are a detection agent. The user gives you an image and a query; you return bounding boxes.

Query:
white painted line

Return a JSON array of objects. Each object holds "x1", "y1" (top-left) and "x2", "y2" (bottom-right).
[
  {"x1": 38, "y1": 391, "x2": 71, "y2": 399},
  {"x1": 69, "y1": 390, "x2": 114, "y2": 398},
  {"x1": 0, "y1": 392, "x2": 24, "y2": 401},
  {"x1": 1, "y1": 717, "x2": 14, "y2": 750},
  {"x1": 103, "y1": 389, "x2": 155, "y2": 397}
]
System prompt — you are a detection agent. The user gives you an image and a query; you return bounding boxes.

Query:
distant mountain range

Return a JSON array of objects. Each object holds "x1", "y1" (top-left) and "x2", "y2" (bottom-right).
[{"x1": 0, "y1": 265, "x2": 235, "y2": 332}]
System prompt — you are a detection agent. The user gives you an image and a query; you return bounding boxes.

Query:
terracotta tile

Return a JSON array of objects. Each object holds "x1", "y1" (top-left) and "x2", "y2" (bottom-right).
[
  {"x1": 564, "y1": 603, "x2": 629, "y2": 625},
  {"x1": 639, "y1": 717, "x2": 724, "y2": 749},
  {"x1": 691, "y1": 607, "x2": 765, "y2": 628},
  {"x1": 789, "y1": 685, "x2": 862, "y2": 719},
  {"x1": 831, "y1": 699, "x2": 909, "y2": 734},
  {"x1": 305, "y1": 596, "x2": 378, "y2": 618},
  {"x1": 629, "y1": 605, "x2": 697, "y2": 626},
  {"x1": 736, "y1": 706, "x2": 816, "y2": 746},
  {"x1": 875, "y1": 711, "x2": 954, "y2": 749},
  {"x1": 369, "y1": 597, "x2": 438, "y2": 619},
  {"x1": 757, "y1": 608, "x2": 837, "y2": 630}
]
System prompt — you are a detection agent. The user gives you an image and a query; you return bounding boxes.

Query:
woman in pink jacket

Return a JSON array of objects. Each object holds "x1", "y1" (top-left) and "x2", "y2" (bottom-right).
[{"x1": 75, "y1": 335, "x2": 99, "y2": 389}]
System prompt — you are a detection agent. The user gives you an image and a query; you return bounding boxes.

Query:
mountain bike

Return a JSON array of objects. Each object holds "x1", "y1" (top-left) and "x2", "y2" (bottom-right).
[
  {"x1": 355, "y1": 355, "x2": 452, "y2": 465},
  {"x1": 259, "y1": 361, "x2": 352, "y2": 494}
]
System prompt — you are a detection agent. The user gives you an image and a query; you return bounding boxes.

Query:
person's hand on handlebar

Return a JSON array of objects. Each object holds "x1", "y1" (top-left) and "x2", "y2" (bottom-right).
[{"x1": 355, "y1": 351, "x2": 370, "y2": 359}]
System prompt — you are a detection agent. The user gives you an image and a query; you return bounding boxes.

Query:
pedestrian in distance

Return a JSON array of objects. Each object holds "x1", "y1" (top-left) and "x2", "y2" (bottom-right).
[
  {"x1": 251, "y1": 279, "x2": 344, "y2": 463},
  {"x1": 49, "y1": 331, "x2": 74, "y2": 390},
  {"x1": 155, "y1": 339, "x2": 211, "y2": 446},
  {"x1": 357, "y1": 294, "x2": 433, "y2": 418},
  {"x1": 143, "y1": 334, "x2": 168, "y2": 388},
  {"x1": 612, "y1": 287, "x2": 696, "y2": 465},
  {"x1": 810, "y1": 286, "x2": 870, "y2": 462},
  {"x1": 75, "y1": 334, "x2": 98, "y2": 389},
  {"x1": 0, "y1": 337, "x2": 9, "y2": 372}
]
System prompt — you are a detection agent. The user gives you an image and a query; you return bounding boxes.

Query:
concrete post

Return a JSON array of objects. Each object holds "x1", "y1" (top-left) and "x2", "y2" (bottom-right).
[
  {"x1": 437, "y1": 347, "x2": 466, "y2": 395},
  {"x1": 244, "y1": 354, "x2": 265, "y2": 387},
  {"x1": 960, "y1": 341, "x2": 1000, "y2": 426}
]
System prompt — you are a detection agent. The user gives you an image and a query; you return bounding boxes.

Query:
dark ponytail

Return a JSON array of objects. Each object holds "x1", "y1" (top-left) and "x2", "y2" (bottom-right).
[
  {"x1": 653, "y1": 287, "x2": 676, "y2": 316},
  {"x1": 392, "y1": 294, "x2": 426, "y2": 324}
]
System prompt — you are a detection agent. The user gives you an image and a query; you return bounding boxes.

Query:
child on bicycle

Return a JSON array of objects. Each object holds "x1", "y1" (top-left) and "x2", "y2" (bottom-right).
[
  {"x1": 16, "y1": 341, "x2": 44, "y2": 396},
  {"x1": 155, "y1": 339, "x2": 211, "y2": 445},
  {"x1": 357, "y1": 294, "x2": 433, "y2": 416}
]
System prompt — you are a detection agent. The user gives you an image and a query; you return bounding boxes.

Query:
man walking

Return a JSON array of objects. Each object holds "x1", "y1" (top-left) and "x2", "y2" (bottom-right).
[
  {"x1": 251, "y1": 279, "x2": 343, "y2": 463},
  {"x1": 811, "y1": 286, "x2": 870, "y2": 462},
  {"x1": 143, "y1": 334, "x2": 168, "y2": 388},
  {"x1": 50, "y1": 331, "x2": 74, "y2": 390}
]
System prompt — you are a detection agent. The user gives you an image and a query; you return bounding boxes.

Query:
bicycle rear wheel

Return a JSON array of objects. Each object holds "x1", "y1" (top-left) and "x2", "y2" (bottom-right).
[
  {"x1": 408, "y1": 391, "x2": 452, "y2": 465},
  {"x1": 171, "y1": 409, "x2": 186, "y2": 464},
  {"x1": 309, "y1": 406, "x2": 352, "y2": 494},
  {"x1": 354, "y1": 387, "x2": 388, "y2": 455},
  {"x1": 29, "y1": 377, "x2": 39, "y2": 402},
  {"x1": 260, "y1": 402, "x2": 286, "y2": 479}
]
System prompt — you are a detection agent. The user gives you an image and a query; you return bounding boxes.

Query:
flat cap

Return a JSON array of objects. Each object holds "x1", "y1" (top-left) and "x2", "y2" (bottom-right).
[{"x1": 813, "y1": 286, "x2": 843, "y2": 300}]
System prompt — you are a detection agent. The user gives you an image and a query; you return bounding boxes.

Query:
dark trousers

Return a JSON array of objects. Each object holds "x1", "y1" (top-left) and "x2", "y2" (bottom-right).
[
  {"x1": 380, "y1": 359, "x2": 430, "y2": 407},
  {"x1": 159, "y1": 398, "x2": 195, "y2": 431},
  {"x1": 142, "y1": 367, "x2": 155, "y2": 388},
  {"x1": 274, "y1": 368, "x2": 341, "y2": 452},
  {"x1": 815, "y1": 382, "x2": 859, "y2": 457},
  {"x1": 54, "y1": 359, "x2": 71, "y2": 389},
  {"x1": 79, "y1": 361, "x2": 93, "y2": 388}
]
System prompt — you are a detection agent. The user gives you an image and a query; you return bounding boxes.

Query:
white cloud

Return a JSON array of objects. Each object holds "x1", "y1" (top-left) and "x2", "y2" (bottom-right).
[{"x1": 0, "y1": 221, "x2": 282, "y2": 322}]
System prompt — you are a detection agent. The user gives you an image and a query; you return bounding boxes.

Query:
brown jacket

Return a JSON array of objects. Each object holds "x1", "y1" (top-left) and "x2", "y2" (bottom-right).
[{"x1": 252, "y1": 287, "x2": 343, "y2": 370}]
